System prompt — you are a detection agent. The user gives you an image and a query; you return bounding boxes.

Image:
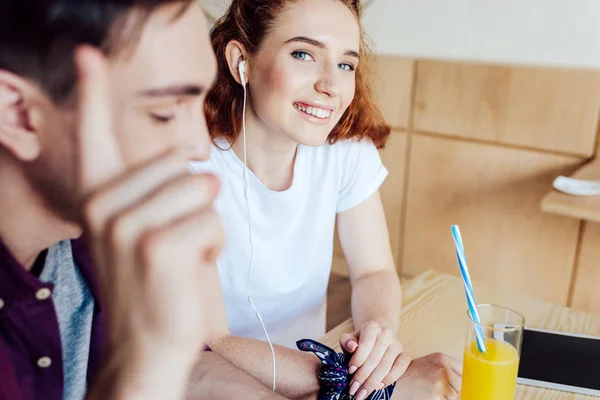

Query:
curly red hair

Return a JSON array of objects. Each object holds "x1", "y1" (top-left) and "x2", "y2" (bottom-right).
[{"x1": 204, "y1": 0, "x2": 390, "y2": 149}]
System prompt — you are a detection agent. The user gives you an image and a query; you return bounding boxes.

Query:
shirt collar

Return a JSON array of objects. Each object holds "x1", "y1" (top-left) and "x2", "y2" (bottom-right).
[
  {"x1": 0, "y1": 237, "x2": 48, "y2": 306},
  {"x1": 0, "y1": 234, "x2": 102, "y2": 311}
]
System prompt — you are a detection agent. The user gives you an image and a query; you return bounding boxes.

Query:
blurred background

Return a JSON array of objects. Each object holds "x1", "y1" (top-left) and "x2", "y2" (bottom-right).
[{"x1": 199, "y1": 0, "x2": 600, "y2": 329}]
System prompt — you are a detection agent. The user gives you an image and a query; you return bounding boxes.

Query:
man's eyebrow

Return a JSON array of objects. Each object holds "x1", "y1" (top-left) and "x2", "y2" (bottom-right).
[
  {"x1": 285, "y1": 36, "x2": 360, "y2": 59},
  {"x1": 136, "y1": 84, "x2": 205, "y2": 97}
]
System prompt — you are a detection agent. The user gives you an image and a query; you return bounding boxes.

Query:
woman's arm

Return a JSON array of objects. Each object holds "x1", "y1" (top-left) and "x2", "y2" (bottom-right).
[
  {"x1": 337, "y1": 190, "x2": 401, "y2": 333},
  {"x1": 336, "y1": 190, "x2": 409, "y2": 400},
  {"x1": 194, "y1": 268, "x2": 321, "y2": 399}
]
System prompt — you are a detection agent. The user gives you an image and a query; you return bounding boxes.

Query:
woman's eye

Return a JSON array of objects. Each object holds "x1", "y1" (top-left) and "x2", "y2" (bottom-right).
[
  {"x1": 291, "y1": 51, "x2": 315, "y2": 62},
  {"x1": 339, "y1": 63, "x2": 355, "y2": 72}
]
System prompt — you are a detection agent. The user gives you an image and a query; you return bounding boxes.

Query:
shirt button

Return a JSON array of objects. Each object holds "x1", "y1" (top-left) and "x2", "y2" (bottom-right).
[
  {"x1": 35, "y1": 288, "x2": 52, "y2": 300},
  {"x1": 0, "y1": 298, "x2": 4, "y2": 310},
  {"x1": 37, "y1": 357, "x2": 52, "y2": 368}
]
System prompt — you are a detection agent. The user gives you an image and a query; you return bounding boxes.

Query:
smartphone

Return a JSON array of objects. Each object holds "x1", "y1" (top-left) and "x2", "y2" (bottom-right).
[{"x1": 516, "y1": 327, "x2": 600, "y2": 396}]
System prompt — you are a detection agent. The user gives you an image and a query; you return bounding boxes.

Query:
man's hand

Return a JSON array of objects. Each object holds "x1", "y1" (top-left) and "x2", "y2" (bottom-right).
[
  {"x1": 340, "y1": 321, "x2": 411, "y2": 400},
  {"x1": 75, "y1": 46, "x2": 223, "y2": 400},
  {"x1": 393, "y1": 352, "x2": 462, "y2": 400}
]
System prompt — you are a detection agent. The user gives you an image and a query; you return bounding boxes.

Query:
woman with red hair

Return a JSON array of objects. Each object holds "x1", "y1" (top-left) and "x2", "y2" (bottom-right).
[{"x1": 191, "y1": 0, "x2": 461, "y2": 399}]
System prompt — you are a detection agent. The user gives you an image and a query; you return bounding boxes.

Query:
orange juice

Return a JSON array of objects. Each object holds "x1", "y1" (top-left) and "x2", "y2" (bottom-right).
[{"x1": 461, "y1": 338, "x2": 520, "y2": 400}]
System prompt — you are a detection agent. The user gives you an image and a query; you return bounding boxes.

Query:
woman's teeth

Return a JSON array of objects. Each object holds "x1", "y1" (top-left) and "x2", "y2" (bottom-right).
[{"x1": 294, "y1": 103, "x2": 332, "y2": 119}]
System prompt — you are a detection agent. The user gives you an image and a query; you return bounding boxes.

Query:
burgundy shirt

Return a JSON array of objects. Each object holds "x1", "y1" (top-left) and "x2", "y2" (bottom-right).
[{"x1": 0, "y1": 237, "x2": 105, "y2": 400}]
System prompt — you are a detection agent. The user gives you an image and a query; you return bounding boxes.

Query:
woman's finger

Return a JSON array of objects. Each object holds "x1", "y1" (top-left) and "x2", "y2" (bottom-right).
[
  {"x1": 340, "y1": 333, "x2": 359, "y2": 354},
  {"x1": 381, "y1": 350, "x2": 411, "y2": 387}
]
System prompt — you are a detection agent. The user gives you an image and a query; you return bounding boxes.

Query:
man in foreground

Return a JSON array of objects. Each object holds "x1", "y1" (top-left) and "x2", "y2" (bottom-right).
[{"x1": 0, "y1": 1, "x2": 284, "y2": 398}]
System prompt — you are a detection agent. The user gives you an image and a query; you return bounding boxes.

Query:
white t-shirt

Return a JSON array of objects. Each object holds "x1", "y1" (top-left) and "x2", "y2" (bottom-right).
[{"x1": 189, "y1": 138, "x2": 388, "y2": 348}]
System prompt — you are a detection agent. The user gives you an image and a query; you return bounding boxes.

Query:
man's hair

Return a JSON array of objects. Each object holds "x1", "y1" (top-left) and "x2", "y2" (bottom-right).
[{"x1": 0, "y1": 0, "x2": 192, "y2": 105}]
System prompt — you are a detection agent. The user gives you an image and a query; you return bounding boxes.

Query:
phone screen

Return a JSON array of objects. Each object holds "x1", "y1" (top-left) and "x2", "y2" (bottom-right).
[{"x1": 518, "y1": 328, "x2": 600, "y2": 391}]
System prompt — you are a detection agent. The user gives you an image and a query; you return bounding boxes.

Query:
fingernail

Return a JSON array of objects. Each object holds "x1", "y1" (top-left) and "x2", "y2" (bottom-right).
[
  {"x1": 356, "y1": 388, "x2": 368, "y2": 400},
  {"x1": 348, "y1": 365, "x2": 357, "y2": 375},
  {"x1": 78, "y1": 47, "x2": 100, "y2": 77},
  {"x1": 349, "y1": 381, "x2": 360, "y2": 395}
]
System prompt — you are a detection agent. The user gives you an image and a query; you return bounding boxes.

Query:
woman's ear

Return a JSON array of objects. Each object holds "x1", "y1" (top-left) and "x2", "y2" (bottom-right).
[
  {"x1": 225, "y1": 40, "x2": 249, "y2": 86},
  {"x1": 0, "y1": 71, "x2": 44, "y2": 162}
]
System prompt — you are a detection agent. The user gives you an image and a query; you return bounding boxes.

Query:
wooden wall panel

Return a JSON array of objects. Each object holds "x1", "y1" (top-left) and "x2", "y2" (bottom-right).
[
  {"x1": 403, "y1": 134, "x2": 582, "y2": 304},
  {"x1": 571, "y1": 222, "x2": 600, "y2": 315},
  {"x1": 370, "y1": 56, "x2": 414, "y2": 129},
  {"x1": 334, "y1": 131, "x2": 408, "y2": 273},
  {"x1": 413, "y1": 61, "x2": 600, "y2": 156},
  {"x1": 333, "y1": 232, "x2": 343, "y2": 259},
  {"x1": 597, "y1": 119, "x2": 600, "y2": 154},
  {"x1": 379, "y1": 132, "x2": 409, "y2": 268}
]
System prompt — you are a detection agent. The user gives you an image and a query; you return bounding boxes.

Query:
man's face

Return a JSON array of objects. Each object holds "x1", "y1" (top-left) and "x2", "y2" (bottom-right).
[
  {"x1": 108, "y1": 2, "x2": 216, "y2": 167},
  {"x1": 25, "y1": 2, "x2": 216, "y2": 221}
]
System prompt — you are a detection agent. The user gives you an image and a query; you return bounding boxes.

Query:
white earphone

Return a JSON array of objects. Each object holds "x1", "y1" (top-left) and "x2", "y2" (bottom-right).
[
  {"x1": 238, "y1": 60, "x2": 247, "y2": 87},
  {"x1": 219, "y1": 59, "x2": 277, "y2": 392}
]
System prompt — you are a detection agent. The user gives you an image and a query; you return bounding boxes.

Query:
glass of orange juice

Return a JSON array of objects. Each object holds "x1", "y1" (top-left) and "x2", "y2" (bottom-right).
[{"x1": 461, "y1": 304, "x2": 525, "y2": 400}]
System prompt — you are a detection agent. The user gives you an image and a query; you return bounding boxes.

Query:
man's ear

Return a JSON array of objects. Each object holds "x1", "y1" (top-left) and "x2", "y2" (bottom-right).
[{"x1": 0, "y1": 70, "x2": 45, "y2": 162}]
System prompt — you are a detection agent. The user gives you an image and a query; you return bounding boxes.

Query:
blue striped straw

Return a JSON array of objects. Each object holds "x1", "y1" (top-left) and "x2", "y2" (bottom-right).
[{"x1": 451, "y1": 225, "x2": 487, "y2": 353}]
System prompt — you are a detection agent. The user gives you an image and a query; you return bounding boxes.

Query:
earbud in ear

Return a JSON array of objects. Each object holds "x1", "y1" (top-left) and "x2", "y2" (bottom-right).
[{"x1": 238, "y1": 60, "x2": 247, "y2": 87}]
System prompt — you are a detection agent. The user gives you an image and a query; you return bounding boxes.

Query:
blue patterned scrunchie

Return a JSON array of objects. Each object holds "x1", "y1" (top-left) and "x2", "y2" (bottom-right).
[{"x1": 297, "y1": 339, "x2": 396, "y2": 400}]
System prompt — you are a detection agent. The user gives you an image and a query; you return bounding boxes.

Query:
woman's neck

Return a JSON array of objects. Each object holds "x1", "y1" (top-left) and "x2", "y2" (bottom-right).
[{"x1": 231, "y1": 109, "x2": 299, "y2": 192}]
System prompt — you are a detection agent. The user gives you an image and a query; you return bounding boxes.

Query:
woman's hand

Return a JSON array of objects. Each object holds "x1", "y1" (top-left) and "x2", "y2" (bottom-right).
[{"x1": 339, "y1": 321, "x2": 411, "y2": 400}]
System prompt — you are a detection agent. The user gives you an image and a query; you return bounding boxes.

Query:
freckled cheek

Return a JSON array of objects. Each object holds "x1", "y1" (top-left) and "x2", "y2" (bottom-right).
[
  {"x1": 260, "y1": 63, "x2": 311, "y2": 107},
  {"x1": 257, "y1": 64, "x2": 297, "y2": 103}
]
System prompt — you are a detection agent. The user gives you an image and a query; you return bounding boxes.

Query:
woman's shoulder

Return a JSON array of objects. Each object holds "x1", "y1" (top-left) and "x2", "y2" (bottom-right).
[
  {"x1": 298, "y1": 139, "x2": 380, "y2": 181},
  {"x1": 309, "y1": 138, "x2": 378, "y2": 163}
]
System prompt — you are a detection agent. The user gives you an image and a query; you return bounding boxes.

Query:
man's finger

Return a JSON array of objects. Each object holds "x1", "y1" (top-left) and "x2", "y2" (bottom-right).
[
  {"x1": 106, "y1": 173, "x2": 220, "y2": 252},
  {"x1": 75, "y1": 45, "x2": 124, "y2": 194},
  {"x1": 81, "y1": 149, "x2": 200, "y2": 235},
  {"x1": 142, "y1": 208, "x2": 224, "y2": 275}
]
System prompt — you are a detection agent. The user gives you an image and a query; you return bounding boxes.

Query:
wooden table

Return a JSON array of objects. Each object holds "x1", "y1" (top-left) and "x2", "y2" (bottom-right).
[{"x1": 321, "y1": 270, "x2": 600, "y2": 399}]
